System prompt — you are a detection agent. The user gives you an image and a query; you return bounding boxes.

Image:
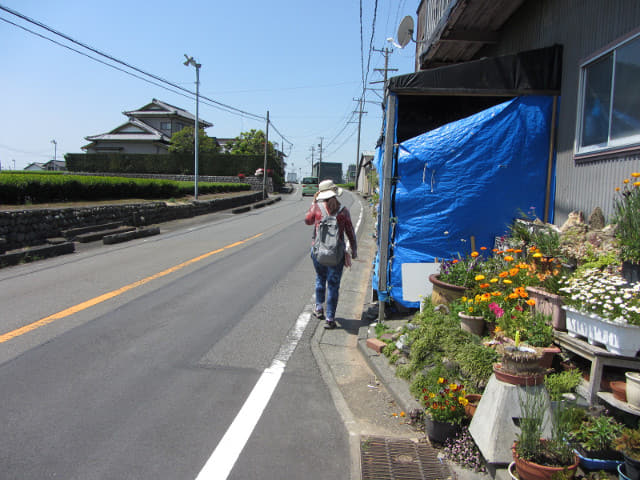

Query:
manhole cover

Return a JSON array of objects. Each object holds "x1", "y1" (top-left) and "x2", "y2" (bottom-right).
[{"x1": 360, "y1": 436, "x2": 452, "y2": 480}]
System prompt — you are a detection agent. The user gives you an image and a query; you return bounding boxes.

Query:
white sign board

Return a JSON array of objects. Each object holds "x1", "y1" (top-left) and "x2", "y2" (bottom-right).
[{"x1": 401, "y1": 262, "x2": 441, "y2": 302}]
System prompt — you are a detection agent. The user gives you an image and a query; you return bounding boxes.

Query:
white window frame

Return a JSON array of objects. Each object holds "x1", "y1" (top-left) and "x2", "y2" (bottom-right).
[
  {"x1": 160, "y1": 121, "x2": 171, "y2": 131},
  {"x1": 575, "y1": 30, "x2": 640, "y2": 156}
]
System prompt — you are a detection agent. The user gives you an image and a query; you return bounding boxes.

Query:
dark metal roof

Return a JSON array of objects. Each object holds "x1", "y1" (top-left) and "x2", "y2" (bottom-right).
[{"x1": 419, "y1": 0, "x2": 526, "y2": 69}]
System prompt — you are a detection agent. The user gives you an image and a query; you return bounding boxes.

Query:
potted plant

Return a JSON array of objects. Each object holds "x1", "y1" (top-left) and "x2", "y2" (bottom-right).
[
  {"x1": 526, "y1": 254, "x2": 568, "y2": 331},
  {"x1": 512, "y1": 389, "x2": 579, "y2": 480},
  {"x1": 614, "y1": 427, "x2": 640, "y2": 480},
  {"x1": 430, "y1": 252, "x2": 482, "y2": 305},
  {"x1": 613, "y1": 172, "x2": 640, "y2": 284},
  {"x1": 421, "y1": 376, "x2": 469, "y2": 444},
  {"x1": 559, "y1": 267, "x2": 640, "y2": 356},
  {"x1": 570, "y1": 414, "x2": 624, "y2": 471},
  {"x1": 544, "y1": 369, "x2": 582, "y2": 406}
]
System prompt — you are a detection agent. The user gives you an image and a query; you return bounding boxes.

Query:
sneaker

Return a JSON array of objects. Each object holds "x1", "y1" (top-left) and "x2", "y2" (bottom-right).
[
  {"x1": 324, "y1": 320, "x2": 337, "y2": 329},
  {"x1": 313, "y1": 308, "x2": 325, "y2": 320}
]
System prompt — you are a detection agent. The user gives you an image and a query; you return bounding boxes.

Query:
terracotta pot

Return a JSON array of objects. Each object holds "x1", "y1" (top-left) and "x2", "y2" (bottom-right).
[
  {"x1": 429, "y1": 274, "x2": 466, "y2": 306},
  {"x1": 610, "y1": 380, "x2": 627, "y2": 403},
  {"x1": 494, "y1": 363, "x2": 545, "y2": 386},
  {"x1": 512, "y1": 442, "x2": 579, "y2": 480},
  {"x1": 464, "y1": 394, "x2": 482, "y2": 418},
  {"x1": 458, "y1": 312, "x2": 486, "y2": 336},
  {"x1": 424, "y1": 416, "x2": 460, "y2": 444},
  {"x1": 501, "y1": 344, "x2": 543, "y2": 375},
  {"x1": 526, "y1": 286, "x2": 566, "y2": 331},
  {"x1": 539, "y1": 346, "x2": 561, "y2": 369}
]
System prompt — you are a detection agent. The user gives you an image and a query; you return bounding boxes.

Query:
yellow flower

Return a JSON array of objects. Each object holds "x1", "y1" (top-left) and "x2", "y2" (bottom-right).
[
  {"x1": 429, "y1": 392, "x2": 436, "y2": 398},
  {"x1": 634, "y1": 182, "x2": 640, "y2": 187},
  {"x1": 632, "y1": 172, "x2": 640, "y2": 177},
  {"x1": 468, "y1": 306, "x2": 474, "y2": 313},
  {"x1": 616, "y1": 187, "x2": 621, "y2": 192},
  {"x1": 471, "y1": 251, "x2": 479, "y2": 258},
  {"x1": 475, "y1": 274, "x2": 485, "y2": 281},
  {"x1": 438, "y1": 377, "x2": 445, "y2": 384},
  {"x1": 461, "y1": 296, "x2": 467, "y2": 302},
  {"x1": 449, "y1": 383, "x2": 458, "y2": 391},
  {"x1": 503, "y1": 279, "x2": 513, "y2": 284},
  {"x1": 458, "y1": 397, "x2": 469, "y2": 406},
  {"x1": 481, "y1": 293, "x2": 492, "y2": 301},
  {"x1": 533, "y1": 252, "x2": 543, "y2": 258},
  {"x1": 490, "y1": 278, "x2": 499, "y2": 283},
  {"x1": 624, "y1": 179, "x2": 630, "y2": 184}
]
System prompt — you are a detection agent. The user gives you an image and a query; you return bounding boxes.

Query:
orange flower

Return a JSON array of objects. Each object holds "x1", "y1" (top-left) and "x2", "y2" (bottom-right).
[
  {"x1": 480, "y1": 283, "x2": 490, "y2": 289},
  {"x1": 527, "y1": 299, "x2": 536, "y2": 306},
  {"x1": 499, "y1": 271, "x2": 509, "y2": 278},
  {"x1": 452, "y1": 259, "x2": 459, "y2": 264},
  {"x1": 471, "y1": 251, "x2": 479, "y2": 258},
  {"x1": 481, "y1": 293, "x2": 492, "y2": 301},
  {"x1": 504, "y1": 255, "x2": 514, "y2": 262},
  {"x1": 616, "y1": 187, "x2": 621, "y2": 192},
  {"x1": 509, "y1": 268, "x2": 520, "y2": 276},
  {"x1": 480, "y1": 246, "x2": 487, "y2": 250},
  {"x1": 514, "y1": 249, "x2": 523, "y2": 254},
  {"x1": 632, "y1": 173, "x2": 640, "y2": 177},
  {"x1": 624, "y1": 179, "x2": 630, "y2": 184}
]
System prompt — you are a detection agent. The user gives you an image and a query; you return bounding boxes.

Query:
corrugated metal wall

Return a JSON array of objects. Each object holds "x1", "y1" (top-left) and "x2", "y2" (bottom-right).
[{"x1": 476, "y1": 0, "x2": 640, "y2": 223}]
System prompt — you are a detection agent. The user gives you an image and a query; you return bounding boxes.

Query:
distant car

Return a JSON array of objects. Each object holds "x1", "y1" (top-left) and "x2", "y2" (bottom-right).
[{"x1": 301, "y1": 177, "x2": 319, "y2": 196}]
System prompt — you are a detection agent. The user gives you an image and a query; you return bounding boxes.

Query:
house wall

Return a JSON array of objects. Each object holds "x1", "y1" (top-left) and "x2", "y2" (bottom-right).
[
  {"x1": 475, "y1": 0, "x2": 640, "y2": 223},
  {"x1": 86, "y1": 142, "x2": 169, "y2": 155}
]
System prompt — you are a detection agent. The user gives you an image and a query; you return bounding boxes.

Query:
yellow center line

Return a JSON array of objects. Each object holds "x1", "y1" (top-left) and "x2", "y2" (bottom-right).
[{"x1": 0, "y1": 233, "x2": 264, "y2": 344}]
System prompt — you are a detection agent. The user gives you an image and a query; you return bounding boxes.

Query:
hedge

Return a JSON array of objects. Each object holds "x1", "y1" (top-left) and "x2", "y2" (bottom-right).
[{"x1": 0, "y1": 173, "x2": 250, "y2": 204}]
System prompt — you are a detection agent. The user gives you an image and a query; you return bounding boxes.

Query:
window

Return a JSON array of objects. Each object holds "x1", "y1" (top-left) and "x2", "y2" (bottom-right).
[
  {"x1": 160, "y1": 121, "x2": 171, "y2": 131},
  {"x1": 577, "y1": 33, "x2": 640, "y2": 155}
]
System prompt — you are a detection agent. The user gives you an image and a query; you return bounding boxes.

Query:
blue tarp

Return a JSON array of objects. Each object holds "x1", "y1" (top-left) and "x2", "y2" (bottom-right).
[{"x1": 374, "y1": 95, "x2": 556, "y2": 308}]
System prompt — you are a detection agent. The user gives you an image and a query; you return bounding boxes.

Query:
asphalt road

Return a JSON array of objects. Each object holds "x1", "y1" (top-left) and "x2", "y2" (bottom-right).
[{"x1": 0, "y1": 188, "x2": 358, "y2": 479}]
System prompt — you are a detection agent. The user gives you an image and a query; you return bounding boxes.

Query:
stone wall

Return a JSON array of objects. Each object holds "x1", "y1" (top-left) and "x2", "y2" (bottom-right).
[{"x1": 0, "y1": 191, "x2": 264, "y2": 252}]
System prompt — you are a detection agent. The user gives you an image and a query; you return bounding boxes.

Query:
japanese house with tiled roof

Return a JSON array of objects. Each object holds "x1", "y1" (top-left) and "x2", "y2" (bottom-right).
[{"x1": 83, "y1": 99, "x2": 212, "y2": 155}]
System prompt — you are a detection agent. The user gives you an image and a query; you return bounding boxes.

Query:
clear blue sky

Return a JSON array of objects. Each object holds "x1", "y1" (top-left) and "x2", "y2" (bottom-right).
[{"x1": 0, "y1": 1, "x2": 419, "y2": 176}]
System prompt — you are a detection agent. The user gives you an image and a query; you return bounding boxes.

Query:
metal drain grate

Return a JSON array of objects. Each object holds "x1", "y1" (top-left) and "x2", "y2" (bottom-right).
[{"x1": 360, "y1": 436, "x2": 452, "y2": 480}]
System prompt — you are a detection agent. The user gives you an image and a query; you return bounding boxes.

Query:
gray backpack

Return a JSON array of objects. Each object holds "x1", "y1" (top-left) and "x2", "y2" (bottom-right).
[{"x1": 313, "y1": 203, "x2": 345, "y2": 266}]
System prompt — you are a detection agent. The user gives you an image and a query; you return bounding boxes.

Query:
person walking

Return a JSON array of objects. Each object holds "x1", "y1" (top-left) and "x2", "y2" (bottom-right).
[{"x1": 304, "y1": 179, "x2": 357, "y2": 329}]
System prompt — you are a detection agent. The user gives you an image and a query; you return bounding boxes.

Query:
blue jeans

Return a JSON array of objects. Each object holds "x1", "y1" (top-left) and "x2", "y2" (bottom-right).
[{"x1": 311, "y1": 252, "x2": 344, "y2": 321}]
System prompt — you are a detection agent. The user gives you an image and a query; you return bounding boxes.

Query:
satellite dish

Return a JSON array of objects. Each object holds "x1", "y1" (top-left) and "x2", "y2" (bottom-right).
[{"x1": 397, "y1": 16, "x2": 415, "y2": 48}]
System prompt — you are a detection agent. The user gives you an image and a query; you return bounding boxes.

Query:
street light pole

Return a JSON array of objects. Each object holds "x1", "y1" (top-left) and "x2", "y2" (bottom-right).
[
  {"x1": 184, "y1": 54, "x2": 201, "y2": 200},
  {"x1": 51, "y1": 139, "x2": 57, "y2": 171}
]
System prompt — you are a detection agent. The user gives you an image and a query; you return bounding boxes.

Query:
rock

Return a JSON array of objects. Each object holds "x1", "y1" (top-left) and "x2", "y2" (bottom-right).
[
  {"x1": 588, "y1": 207, "x2": 605, "y2": 230},
  {"x1": 559, "y1": 210, "x2": 586, "y2": 233}
]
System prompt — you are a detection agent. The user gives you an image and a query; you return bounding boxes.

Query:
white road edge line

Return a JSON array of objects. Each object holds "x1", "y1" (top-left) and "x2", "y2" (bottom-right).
[{"x1": 194, "y1": 311, "x2": 312, "y2": 480}]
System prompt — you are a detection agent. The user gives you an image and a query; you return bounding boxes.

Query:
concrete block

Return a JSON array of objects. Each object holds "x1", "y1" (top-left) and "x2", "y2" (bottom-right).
[{"x1": 366, "y1": 338, "x2": 386, "y2": 354}]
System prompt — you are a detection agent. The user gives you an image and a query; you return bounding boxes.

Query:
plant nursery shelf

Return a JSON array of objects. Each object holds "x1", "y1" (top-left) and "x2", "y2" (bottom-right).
[
  {"x1": 553, "y1": 331, "x2": 640, "y2": 406},
  {"x1": 597, "y1": 391, "x2": 640, "y2": 416}
]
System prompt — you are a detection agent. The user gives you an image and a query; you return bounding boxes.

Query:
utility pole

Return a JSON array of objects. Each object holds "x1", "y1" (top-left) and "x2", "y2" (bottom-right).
[
  {"x1": 50, "y1": 139, "x2": 57, "y2": 171},
  {"x1": 351, "y1": 97, "x2": 368, "y2": 187},
  {"x1": 372, "y1": 46, "x2": 398, "y2": 103},
  {"x1": 310, "y1": 145, "x2": 315, "y2": 176},
  {"x1": 317, "y1": 137, "x2": 323, "y2": 180},
  {"x1": 263, "y1": 110, "x2": 269, "y2": 198}
]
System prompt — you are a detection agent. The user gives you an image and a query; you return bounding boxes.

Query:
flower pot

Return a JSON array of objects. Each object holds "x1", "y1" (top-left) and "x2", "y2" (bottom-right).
[
  {"x1": 464, "y1": 394, "x2": 482, "y2": 418},
  {"x1": 539, "y1": 346, "x2": 561, "y2": 369},
  {"x1": 429, "y1": 274, "x2": 466, "y2": 306},
  {"x1": 493, "y1": 363, "x2": 545, "y2": 386},
  {"x1": 501, "y1": 345, "x2": 543, "y2": 375},
  {"x1": 626, "y1": 372, "x2": 640, "y2": 408},
  {"x1": 458, "y1": 312, "x2": 486, "y2": 336},
  {"x1": 622, "y1": 261, "x2": 640, "y2": 285},
  {"x1": 512, "y1": 442, "x2": 579, "y2": 480},
  {"x1": 526, "y1": 286, "x2": 566, "y2": 331},
  {"x1": 624, "y1": 454, "x2": 640, "y2": 480},
  {"x1": 620, "y1": 462, "x2": 632, "y2": 480},
  {"x1": 424, "y1": 416, "x2": 460, "y2": 444},
  {"x1": 575, "y1": 448, "x2": 623, "y2": 472},
  {"x1": 563, "y1": 306, "x2": 640, "y2": 357},
  {"x1": 611, "y1": 380, "x2": 628, "y2": 402}
]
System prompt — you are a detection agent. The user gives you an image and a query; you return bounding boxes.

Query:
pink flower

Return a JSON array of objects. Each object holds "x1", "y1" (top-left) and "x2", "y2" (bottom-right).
[{"x1": 488, "y1": 302, "x2": 504, "y2": 318}]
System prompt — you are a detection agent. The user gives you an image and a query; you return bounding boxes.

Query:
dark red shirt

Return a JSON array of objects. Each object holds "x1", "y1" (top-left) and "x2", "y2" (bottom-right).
[{"x1": 305, "y1": 201, "x2": 357, "y2": 258}]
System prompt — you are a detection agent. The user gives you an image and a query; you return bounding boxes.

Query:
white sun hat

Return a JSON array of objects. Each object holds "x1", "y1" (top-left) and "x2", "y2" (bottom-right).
[{"x1": 316, "y1": 179, "x2": 343, "y2": 200}]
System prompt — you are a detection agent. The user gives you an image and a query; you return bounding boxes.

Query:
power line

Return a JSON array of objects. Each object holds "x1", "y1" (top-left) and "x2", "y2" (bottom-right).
[{"x1": 0, "y1": 5, "x2": 265, "y2": 122}]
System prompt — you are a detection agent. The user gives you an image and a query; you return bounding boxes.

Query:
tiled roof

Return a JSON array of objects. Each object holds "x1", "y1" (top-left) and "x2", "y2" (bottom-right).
[{"x1": 123, "y1": 98, "x2": 212, "y2": 128}]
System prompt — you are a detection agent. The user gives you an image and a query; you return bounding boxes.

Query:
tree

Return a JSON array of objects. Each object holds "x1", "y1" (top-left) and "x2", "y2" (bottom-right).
[
  {"x1": 227, "y1": 129, "x2": 276, "y2": 157},
  {"x1": 169, "y1": 127, "x2": 220, "y2": 154}
]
